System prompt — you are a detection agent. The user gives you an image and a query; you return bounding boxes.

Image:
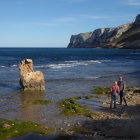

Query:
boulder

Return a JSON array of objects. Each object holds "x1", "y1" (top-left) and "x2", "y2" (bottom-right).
[
  {"x1": 2, "y1": 123, "x2": 11, "y2": 129},
  {"x1": 19, "y1": 59, "x2": 45, "y2": 91}
]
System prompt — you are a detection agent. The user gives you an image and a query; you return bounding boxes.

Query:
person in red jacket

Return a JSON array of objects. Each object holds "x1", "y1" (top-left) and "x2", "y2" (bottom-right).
[{"x1": 110, "y1": 81, "x2": 120, "y2": 109}]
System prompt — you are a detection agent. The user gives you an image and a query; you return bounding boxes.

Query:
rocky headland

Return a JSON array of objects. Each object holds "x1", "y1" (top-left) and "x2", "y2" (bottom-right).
[{"x1": 67, "y1": 14, "x2": 140, "y2": 49}]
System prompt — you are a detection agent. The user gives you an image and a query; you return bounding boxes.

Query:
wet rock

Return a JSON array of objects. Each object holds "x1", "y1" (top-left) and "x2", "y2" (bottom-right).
[
  {"x1": 94, "y1": 132, "x2": 97, "y2": 136},
  {"x1": 14, "y1": 130, "x2": 18, "y2": 133},
  {"x1": 121, "y1": 111, "x2": 129, "y2": 118},
  {"x1": 67, "y1": 124, "x2": 71, "y2": 127},
  {"x1": 77, "y1": 122, "x2": 80, "y2": 125},
  {"x1": 60, "y1": 127, "x2": 63, "y2": 131},
  {"x1": 2, "y1": 123, "x2": 11, "y2": 129},
  {"x1": 19, "y1": 59, "x2": 45, "y2": 91},
  {"x1": 68, "y1": 131, "x2": 74, "y2": 134},
  {"x1": 64, "y1": 120, "x2": 67, "y2": 124},
  {"x1": 41, "y1": 126, "x2": 48, "y2": 130}
]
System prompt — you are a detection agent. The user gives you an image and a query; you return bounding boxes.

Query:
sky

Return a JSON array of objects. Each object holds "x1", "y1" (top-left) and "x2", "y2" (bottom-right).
[{"x1": 0, "y1": 0, "x2": 140, "y2": 47}]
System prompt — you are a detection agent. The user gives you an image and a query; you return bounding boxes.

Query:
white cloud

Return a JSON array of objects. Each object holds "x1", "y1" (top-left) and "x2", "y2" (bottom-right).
[
  {"x1": 23, "y1": 15, "x2": 117, "y2": 27},
  {"x1": 82, "y1": 15, "x2": 111, "y2": 19},
  {"x1": 0, "y1": 0, "x2": 24, "y2": 4},
  {"x1": 22, "y1": 13, "x2": 135, "y2": 27},
  {"x1": 35, "y1": 22, "x2": 58, "y2": 26},
  {"x1": 24, "y1": 17, "x2": 76, "y2": 27},
  {"x1": 118, "y1": 0, "x2": 140, "y2": 6},
  {"x1": 55, "y1": 17, "x2": 76, "y2": 22}
]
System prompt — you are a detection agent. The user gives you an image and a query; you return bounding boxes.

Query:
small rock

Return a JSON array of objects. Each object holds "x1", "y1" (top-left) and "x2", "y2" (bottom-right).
[
  {"x1": 121, "y1": 111, "x2": 129, "y2": 117},
  {"x1": 60, "y1": 127, "x2": 63, "y2": 130},
  {"x1": 67, "y1": 124, "x2": 71, "y2": 127},
  {"x1": 77, "y1": 122, "x2": 80, "y2": 125},
  {"x1": 2, "y1": 123, "x2": 11, "y2": 129},
  {"x1": 68, "y1": 131, "x2": 74, "y2": 134},
  {"x1": 105, "y1": 116, "x2": 110, "y2": 119},
  {"x1": 94, "y1": 132, "x2": 97, "y2": 136},
  {"x1": 44, "y1": 126, "x2": 48, "y2": 129},
  {"x1": 14, "y1": 130, "x2": 18, "y2": 133}
]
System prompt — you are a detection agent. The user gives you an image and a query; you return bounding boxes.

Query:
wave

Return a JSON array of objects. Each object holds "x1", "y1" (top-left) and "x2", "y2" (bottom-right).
[
  {"x1": 0, "y1": 60, "x2": 110, "y2": 69},
  {"x1": 10, "y1": 65, "x2": 17, "y2": 67},
  {"x1": 46, "y1": 76, "x2": 100, "y2": 82},
  {"x1": 0, "y1": 65, "x2": 17, "y2": 68},
  {"x1": 0, "y1": 66, "x2": 6, "y2": 68},
  {"x1": 47, "y1": 63, "x2": 88, "y2": 69},
  {"x1": 83, "y1": 76, "x2": 99, "y2": 79},
  {"x1": 35, "y1": 60, "x2": 108, "y2": 69}
]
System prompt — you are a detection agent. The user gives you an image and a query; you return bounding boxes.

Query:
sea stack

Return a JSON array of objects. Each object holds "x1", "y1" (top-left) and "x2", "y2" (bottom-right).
[{"x1": 19, "y1": 59, "x2": 45, "y2": 91}]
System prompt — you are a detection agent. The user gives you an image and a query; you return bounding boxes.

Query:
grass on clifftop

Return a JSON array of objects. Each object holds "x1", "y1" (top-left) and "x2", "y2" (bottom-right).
[
  {"x1": 57, "y1": 96, "x2": 93, "y2": 116},
  {"x1": 91, "y1": 87, "x2": 110, "y2": 95},
  {"x1": 0, "y1": 118, "x2": 54, "y2": 140}
]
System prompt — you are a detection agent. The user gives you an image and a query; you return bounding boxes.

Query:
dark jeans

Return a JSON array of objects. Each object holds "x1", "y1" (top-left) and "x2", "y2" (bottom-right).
[{"x1": 120, "y1": 91, "x2": 127, "y2": 105}]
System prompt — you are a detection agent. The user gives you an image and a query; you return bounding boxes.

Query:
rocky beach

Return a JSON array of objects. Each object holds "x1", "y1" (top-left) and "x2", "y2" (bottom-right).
[
  {"x1": 63, "y1": 87, "x2": 140, "y2": 140},
  {"x1": 2, "y1": 87, "x2": 140, "y2": 140}
]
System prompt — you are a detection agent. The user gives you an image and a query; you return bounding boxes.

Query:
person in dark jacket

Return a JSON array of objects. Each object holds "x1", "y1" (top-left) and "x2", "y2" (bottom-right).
[{"x1": 117, "y1": 76, "x2": 127, "y2": 106}]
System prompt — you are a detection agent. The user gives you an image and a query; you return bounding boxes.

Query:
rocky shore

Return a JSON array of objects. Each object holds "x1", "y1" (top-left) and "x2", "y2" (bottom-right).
[
  {"x1": 1, "y1": 87, "x2": 140, "y2": 140},
  {"x1": 61, "y1": 87, "x2": 140, "y2": 140}
]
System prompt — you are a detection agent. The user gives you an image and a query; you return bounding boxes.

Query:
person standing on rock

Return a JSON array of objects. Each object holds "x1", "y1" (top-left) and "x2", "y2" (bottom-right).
[
  {"x1": 110, "y1": 81, "x2": 120, "y2": 109},
  {"x1": 118, "y1": 76, "x2": 127, "y2": 106}
]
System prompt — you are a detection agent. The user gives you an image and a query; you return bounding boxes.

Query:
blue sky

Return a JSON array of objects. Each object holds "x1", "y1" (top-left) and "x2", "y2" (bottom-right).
[{"x1": 0, "y1": 0, "x2": 140, "y2": 47}]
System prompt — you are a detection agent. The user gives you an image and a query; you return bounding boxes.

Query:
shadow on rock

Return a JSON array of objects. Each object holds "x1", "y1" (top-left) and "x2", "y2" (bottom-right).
[{"x1": 82, "y1": 118, "x2": 140, "y2": 139}]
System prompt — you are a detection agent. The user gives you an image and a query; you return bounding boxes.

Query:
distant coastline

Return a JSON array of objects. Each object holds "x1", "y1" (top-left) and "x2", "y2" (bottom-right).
[{"x1": 67, "y1": 14, "x2": 140, "y2": 49}]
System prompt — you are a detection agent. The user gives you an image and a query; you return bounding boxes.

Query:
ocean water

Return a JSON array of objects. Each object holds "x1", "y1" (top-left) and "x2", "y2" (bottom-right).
[{"x1": 0, "y1": 48, "x2": 140, "y2": 129}]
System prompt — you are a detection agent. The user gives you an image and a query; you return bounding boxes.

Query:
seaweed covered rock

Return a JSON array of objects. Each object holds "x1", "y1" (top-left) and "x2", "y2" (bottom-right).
[{"x1": 19, "y1": 59, "x2": 45, "y2": 91}]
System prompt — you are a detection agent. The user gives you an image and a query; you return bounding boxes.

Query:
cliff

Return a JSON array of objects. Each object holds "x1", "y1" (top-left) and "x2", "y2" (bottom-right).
[{"x1": 67, "y1": 14, "x2": 140, "y2": 49}]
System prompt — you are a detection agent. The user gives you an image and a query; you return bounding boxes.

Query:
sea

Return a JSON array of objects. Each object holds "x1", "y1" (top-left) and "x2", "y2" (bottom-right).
[{"x1": 0, "y1": 48, "x2": 140, "y2": 130}]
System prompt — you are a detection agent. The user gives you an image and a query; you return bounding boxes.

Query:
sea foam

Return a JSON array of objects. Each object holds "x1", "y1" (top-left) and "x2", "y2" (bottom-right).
[{"x1": 35, "y1": 60, "x2": 104, "y2": 69}]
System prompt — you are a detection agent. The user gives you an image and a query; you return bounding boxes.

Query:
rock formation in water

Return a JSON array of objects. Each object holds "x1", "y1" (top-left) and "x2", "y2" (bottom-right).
[
  {"x1": 19, "y1": 59, "x2": 45, "y2": 91},
  {"x1": 67, "y1": 14, "x2": 140, "y2": 49}
]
